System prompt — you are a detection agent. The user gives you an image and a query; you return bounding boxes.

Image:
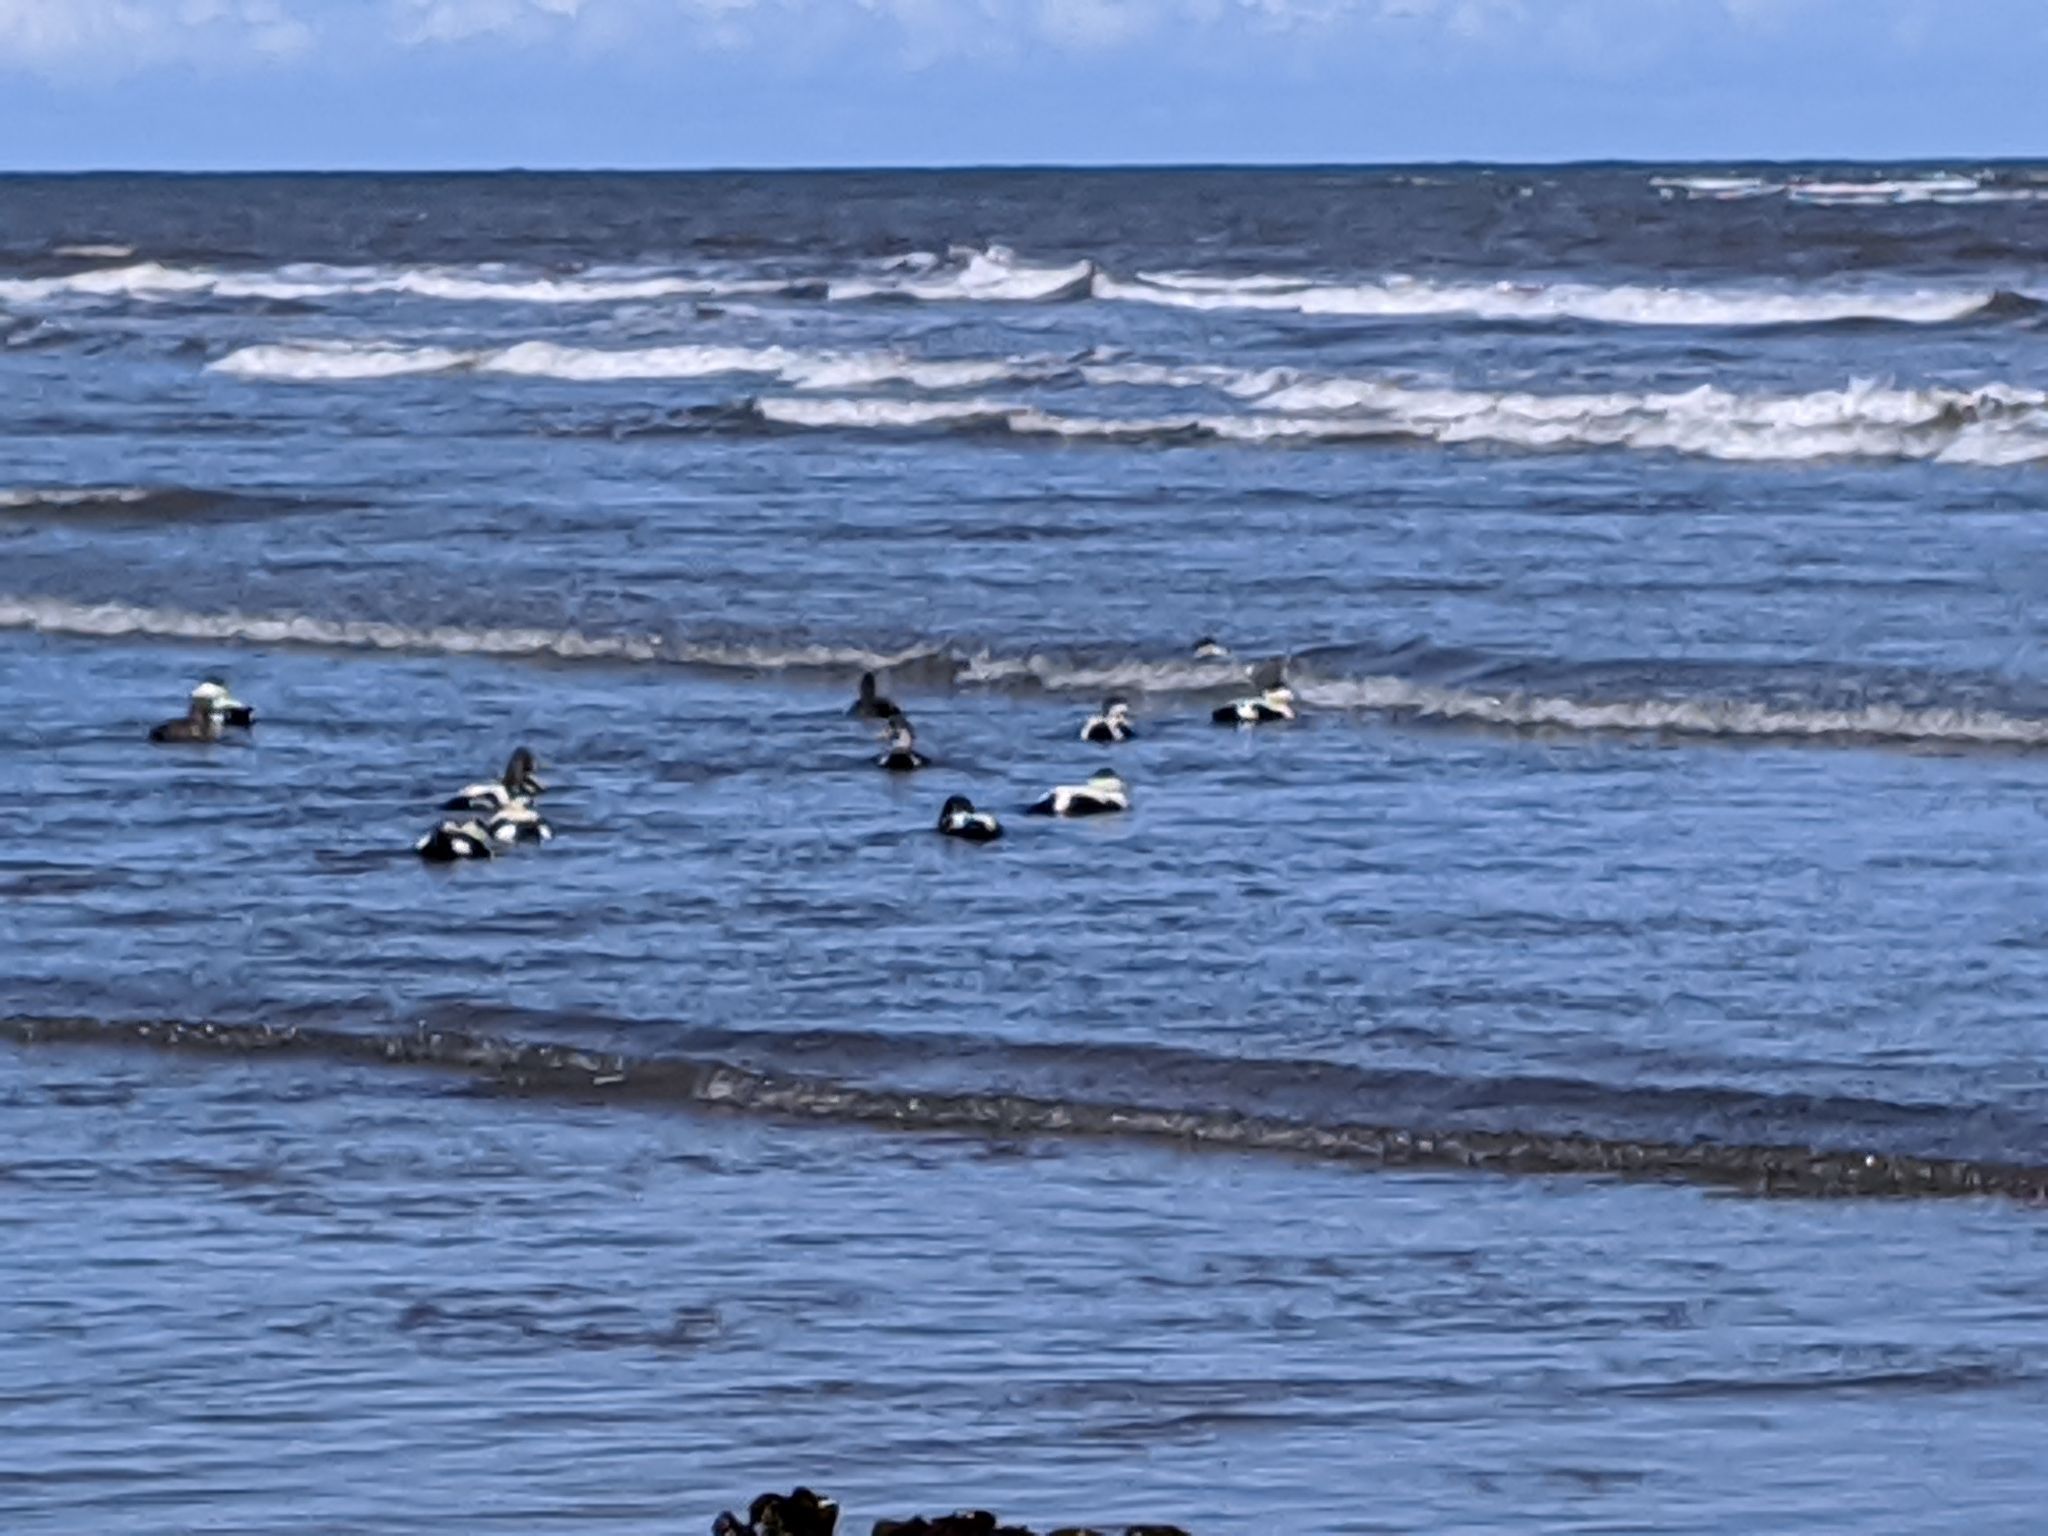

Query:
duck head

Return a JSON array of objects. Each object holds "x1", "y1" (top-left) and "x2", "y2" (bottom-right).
[
  {"x1": 502, "y1": 746, "x2": 545, "y2": 796},
  {"x1": 938, "y1": 794, "x2": 975, "y2": 825}
]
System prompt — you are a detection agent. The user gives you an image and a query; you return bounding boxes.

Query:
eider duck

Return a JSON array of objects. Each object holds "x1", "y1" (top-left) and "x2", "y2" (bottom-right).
[
  {"x1": 1213, "y1": 661, "x2": 1296, "y2": 725},
  {"x1": 847, "y1": 671, "x2": 899, "y2": 720},
  {"x1": 876, "y1": 715, "x2": 929, "y2": 772},
  {"x1": 1193, "y1": 636, "x2": 1230, "y2": 660},
  {"x1": 191, "y1": 678, "x2": 254, "y2": 730},
  {"x1": 416, "y1": 818, "x2": 497, "y2": 862},
  {"x1": 485, "y1": 799, "x2": 553, "y2": 845},
  {"x1": 936, "y1": 794, "x2": 1003, "y2": 842},
  {"x1": 1080, "y1": 696, "x2": 1134, "y2": 744},
  {"x1": 1212, "y1": 686, "x2": 1296, "y2": 725},
  {"x1": 149, "y1": 693, "x2": 225, "y2": 743},
  {"x1": 445, "y1": 746, "x2": 543, "y2": 812},
  {"x1": 1027, "y1": 768, "x2": 1129, "y2": 817}
]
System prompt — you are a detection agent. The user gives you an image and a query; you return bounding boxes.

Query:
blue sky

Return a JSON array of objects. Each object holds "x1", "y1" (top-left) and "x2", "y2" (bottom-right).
[{"x1": 0, "y1": 0, "x2": 2040, "y2": 169}]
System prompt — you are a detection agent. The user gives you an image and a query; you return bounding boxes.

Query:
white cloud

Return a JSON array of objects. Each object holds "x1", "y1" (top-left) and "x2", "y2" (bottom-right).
[
  {"x1": 395, "y1": 0, "x2": 583, "y2": 45},
  {"x1": 0, "y1": 0, "x2": 311, "y2": 69},
  {"x1": 0, "y1": 0, "x2": 1981, "y2": 73}
]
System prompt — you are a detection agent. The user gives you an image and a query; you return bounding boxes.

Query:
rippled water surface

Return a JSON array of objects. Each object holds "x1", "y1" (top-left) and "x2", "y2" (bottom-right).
[{"x1": 6, "y1": 166, "x2": 2048, "y2": 1531}]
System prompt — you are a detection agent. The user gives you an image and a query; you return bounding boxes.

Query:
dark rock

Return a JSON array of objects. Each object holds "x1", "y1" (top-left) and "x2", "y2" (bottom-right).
[{"x1": 714, "y1": 1488, "x2": 839, "y2": 1536}]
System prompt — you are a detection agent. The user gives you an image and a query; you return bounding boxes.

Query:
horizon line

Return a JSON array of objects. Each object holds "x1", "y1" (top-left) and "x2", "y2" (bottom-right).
[{"x1": 2, "y1": 153, "x2": 2044, "y2": 177}]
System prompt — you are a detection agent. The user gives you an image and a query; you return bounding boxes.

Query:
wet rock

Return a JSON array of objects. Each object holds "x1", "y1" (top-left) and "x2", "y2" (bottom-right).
[{"x1": 713, "y1": 1487, "x2": 839, "y2": 1536}]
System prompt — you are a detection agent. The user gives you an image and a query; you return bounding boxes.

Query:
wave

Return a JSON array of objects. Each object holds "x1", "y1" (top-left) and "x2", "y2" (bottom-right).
[
  {"x1": 0, "y1": 486, "x2": 301, "y2": 522},
  {"x1": 7, "y1": 1015, "x2": 2044, "y2": 1201},
  {"x1": 1100, "y1": 270, "x2": 2010, "y2": 327},
  {"x1": 0, "y1": 594, "x2": 948, "y2": 675},
  {"x1": 739, "y1": 374, "x2": 2048, "y2": 467},
  {"x1": 6, "y1": 246, "x2": 2033, "y2": 334},
  {"x1": 0, "y1": 260, "x2": 808, "y2": 309},
  {"x1": 1653, "y1": 171, "x2": 2048, "y2": 206},
  {"x1": 212, "y1": 338, "x2": 1060, "y2": 391},
  {"x1": 9, "y1": 593, "x2": 2048, "y2": 752},
  {"x1": 48, "y1": 242, "x2": 136, "y2": 260}
]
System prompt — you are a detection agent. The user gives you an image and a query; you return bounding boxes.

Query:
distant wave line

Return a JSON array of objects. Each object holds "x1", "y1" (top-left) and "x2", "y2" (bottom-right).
[{"x1": 6, "y1": 594, "x2": 2048, "y2": 749}]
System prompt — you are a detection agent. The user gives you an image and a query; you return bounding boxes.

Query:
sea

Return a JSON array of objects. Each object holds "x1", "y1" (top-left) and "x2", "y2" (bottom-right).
[{"x1": 5, "y1": 164, "x2": 2048, "y2": 1533}]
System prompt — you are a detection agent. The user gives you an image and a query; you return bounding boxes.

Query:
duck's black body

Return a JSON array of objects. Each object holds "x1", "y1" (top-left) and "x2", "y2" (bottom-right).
[
  {"x1": 1080, "y1": 697, "x2": 1134, "y2": 744},
  {"x1": 416, "y1": 819, "x2": 497, "y2": 862},
  {"x1": 485, "y1": 800, "x2": 554, "y2": 844},
  {"x1": 876, "y1": 715, "x2": 929, "y2": 771},
  {"x1": 1211, "y1": 688, "x2": 1296, "y2": 725},
  {"x1": 1027, "y1": 770, "x2": 1130, "y2": 817},
  {"x1": 936, "y1": 795, "x2": 1003, "y2": 842},
  {"x1": 149, "y1": 698, "x2": 224, "y2": 743}
]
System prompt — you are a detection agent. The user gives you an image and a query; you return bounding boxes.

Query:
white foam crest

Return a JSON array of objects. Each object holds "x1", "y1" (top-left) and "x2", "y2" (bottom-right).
[
  {"x1": 1297, "y1": 674, "x2": 2048, "y2": 747},
  {"x1": 748, "y1": 375, "x2": 2048, "y2": 465},
  {"x1": 214, "y1": 339, "x2": 1054, "y2": 391},
  {"x1": 0, "y1": 260, "x2": 797, "y2": 309},
  {"x1": 1650, "y1": 175, "x2": 1784, "y2": 200},
  {"x1": 956, "y1": 651, "x2": 1246, "y2": 694},
  {"x1": 753, "y1": 396, "x2": 1016, "y2": 430},
  {"x1": 829, "y1": 245, "x2": 1095, "y2": 304},
  {"x1": 0, "y1": 486, "x2": 155, "y2": 508},
  {"x1": 49, "y1": 243, "x2": 137, "y2": 260},
  {"x1": 1095, "y1": 271, "x2": 1996, "y2": 327},
  {"x1": 211, "y1": 342, "x2": 470, "y2": 380},
  {"x1": 481, "y1": 340, "x2": 801, "y2": 382},
  {"x1": 1239, "y1": 375, "x2": 2048, "y2": 463},
  {"x1": 0, "y1": 595, "x2": 940, "y2": 674}
]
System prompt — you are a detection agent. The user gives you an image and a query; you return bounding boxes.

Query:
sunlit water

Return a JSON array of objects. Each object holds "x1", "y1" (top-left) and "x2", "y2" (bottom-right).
[{"x1": 5, "y1": 166, "x2": 2048, "y2": 1530}]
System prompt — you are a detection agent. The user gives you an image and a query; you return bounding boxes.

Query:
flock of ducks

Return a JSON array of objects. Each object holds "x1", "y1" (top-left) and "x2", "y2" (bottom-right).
[
  {"x1": 853, "y1": 636, "x2": 1295, "y2": 844},
  {"x1": 144, "y1": 635, "x2": 1299, "y2": 857}
]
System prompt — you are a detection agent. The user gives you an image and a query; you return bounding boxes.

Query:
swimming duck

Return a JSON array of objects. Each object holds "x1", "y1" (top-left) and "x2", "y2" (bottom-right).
[
  {"x1": 1193, "y1": 636, "x2": 1230, "y2": 659},
  {"x1": 847, "y1": 670, "x2": 899, "y2": 720},
  {"x1": 191, "y1": 678, "x2": 255, "y2": 730},
  {"x1": 1212, "y1": 686, "x2": 1296, "y2": 725},
  {"x1": 415, "y1": 818, "x2": 497, "y2": 862},
  {"x1": 149, "y1": 693, "x2": 225, "y2": 743},
  {"x1": 1213, "y1": 660, "x2": 1296, "y2": 725},
  {"x1": 1080, "y1": 696, "x2": 1135, "y2": 744},
  {"x1": 444, "y1": 746, "x2": 544, "y2": 812},
  {"x1": 1027, "y1": 768, "x2": 1130, "y2": 817},
  {"x1": 936, "y1": 794, "x2": 1003, "y2": 842},
  {"x1": 876, "y1": 714, "x2": 929, "y2": 772},
  {"x1": 485, "y1": 798, "x2": 554, "y2": 845}
]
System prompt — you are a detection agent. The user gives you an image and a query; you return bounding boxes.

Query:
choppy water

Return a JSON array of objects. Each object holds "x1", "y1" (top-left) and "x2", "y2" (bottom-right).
[{"x1": 7, "y1": 166, "x2": 2048, "y2": 1531}]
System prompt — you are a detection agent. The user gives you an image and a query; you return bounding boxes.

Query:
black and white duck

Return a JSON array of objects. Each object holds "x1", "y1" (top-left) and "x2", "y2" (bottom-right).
[
  {"x1": 1080, "y1": 696, "x2": 1134, "y2": 744},
  {"x1": 876, "y1": 714, "x2": 930, "y2": 772},
  {"x1": 415, "y1": 818, "x2": 497, "y2": 862},
  {"x1": 1026, "y1": 768, "x2": 1130, "y2": 817},
  {"x1": 445, "y1": 747, "x2": 544, "y2": 812},
  {"x1": 936, "y1": 794, "x2": 1003, "y2": 842}
]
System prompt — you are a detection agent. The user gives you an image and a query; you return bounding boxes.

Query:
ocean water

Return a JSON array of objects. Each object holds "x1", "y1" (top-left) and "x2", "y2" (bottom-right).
[{"x1": 6, "y1": 165, "x2": 2048, "y2": 1531}]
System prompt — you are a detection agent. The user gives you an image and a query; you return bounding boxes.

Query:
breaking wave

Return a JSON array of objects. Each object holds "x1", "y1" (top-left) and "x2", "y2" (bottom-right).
[
  {"x1": 212, "y1": 338, "x2": 1062, "y2": 391},
  {"x1": 0, "y1": 486, "x2": 302, "y2": 522},
  {"x1": 1652, "y1": 171, "x2": 2048, "y2": 206},
  {"x1": 7, "y1": 1015, "x2": 2046, "y2": 1201},
  {"x1": 1098, "y1": 270, "x2": 2015, "y2": 327},
  {"x1": 4, "y1": 245, "x2": 2035, "y2": 332},
  {"x1": 8, "y1": 594, "x2": 2048, "y2": 751},
  {"x1": 739, "y1": 376, "x2": 2048, "y2": 467}
]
